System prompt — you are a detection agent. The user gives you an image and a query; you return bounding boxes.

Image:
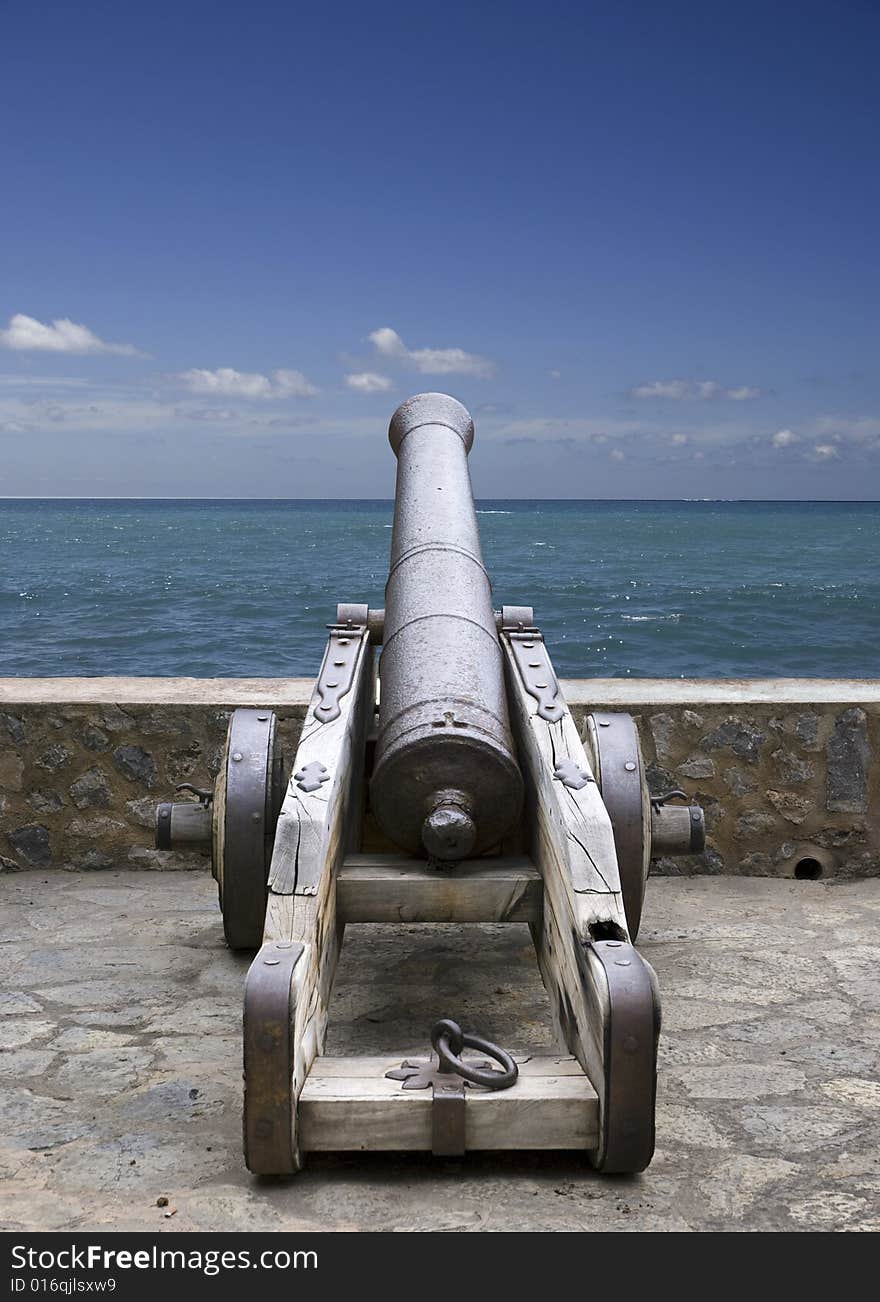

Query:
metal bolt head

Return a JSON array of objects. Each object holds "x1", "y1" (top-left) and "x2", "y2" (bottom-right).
[
  {"x1": 232, "y1": 751, "x2": 243, "y2": 762},
  {"x1": 263, "y1": 957, "x2": 280, "y2": 966},
  {"x1": 251, "y1": 811, "x2": 261, "y2": 822},
  {"x1": 624, "y1": 761, "x2": 636, "y2": 772}
]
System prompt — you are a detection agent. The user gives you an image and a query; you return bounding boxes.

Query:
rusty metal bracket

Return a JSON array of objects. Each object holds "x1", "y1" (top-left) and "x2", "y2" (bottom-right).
[
  {"x1": 315, "y1": 618, "x2": 368, "y2": 724},
  {"x1": 294, "y1": 761, "x2": 331, "y2": 793},
  {"x1": 499, "y1": 604, "x2": 535, "y2": 631},
  {"x1": 175, "y1": 782, "x2": 213, "y2": 806},
  {"x1": 243, "y1": 940, "x2": 305, "y2": 1175},
  {"x1": 386, "y1": 1055, "x2": 472, "y2": 1155},
  {"x1": 385, "y1": 1019, "x2": 518, "y2": 1157},
  {"x1": 506, "y1": 630, "x2": 565, "y2": 723},
  {"x1": 650, "y1": 788, "x2": 688, "y2": 810},
  {"x1": 155, "y1": 803, "x2": 172, "y2": 849},
  {"x1": 553, "y1": 758, "x2": 594, "y2": 790},
  {"x1": 584, "y1": 939, "x2": 661, "y2": 1174}
]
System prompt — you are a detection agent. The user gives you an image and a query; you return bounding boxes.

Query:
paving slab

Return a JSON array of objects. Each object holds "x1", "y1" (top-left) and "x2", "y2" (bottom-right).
[{"x1": 0, "y1": 870, "x2": 878, "y2": 1233}]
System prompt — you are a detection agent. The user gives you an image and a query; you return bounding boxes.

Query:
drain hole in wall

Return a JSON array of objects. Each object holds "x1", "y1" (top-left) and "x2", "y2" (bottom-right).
[{"x1": 794, "y1": 858, "x2": 823, "y2": 881}]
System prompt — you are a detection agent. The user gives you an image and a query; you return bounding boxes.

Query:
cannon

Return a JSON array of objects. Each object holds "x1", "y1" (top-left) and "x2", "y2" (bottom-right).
[
  {"x1": 371, "y1": 393, "x2": 523, "y2": 861},
  {"x1": 156, "y1": 392, "x2": 703, "y2": 1174}
]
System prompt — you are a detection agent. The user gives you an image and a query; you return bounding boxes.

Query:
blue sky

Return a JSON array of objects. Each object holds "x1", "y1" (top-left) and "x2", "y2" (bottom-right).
[{"x1": 1, "y1": 0, "x2": 878, "y2": 497}]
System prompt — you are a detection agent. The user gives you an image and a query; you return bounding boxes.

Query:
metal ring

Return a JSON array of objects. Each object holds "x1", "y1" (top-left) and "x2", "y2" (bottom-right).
[
  {"x1": 431, "y1": 1020, "x2": 518, "y2": 1091},
  {"x1": 431, "y1": 1017, "x2": 464, "y2": 1056}
]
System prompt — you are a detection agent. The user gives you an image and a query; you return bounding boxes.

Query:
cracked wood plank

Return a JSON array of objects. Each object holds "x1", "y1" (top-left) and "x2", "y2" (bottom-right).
[
  {"x1": 502, "y1": 632, "x2": 629, "y2": 1165},
  {"x1": 267, "y1": 629, "x2": 374, "y2": 897},
  {"x1": 253, "y1": 627, "x2": 374, "y2": 1170},
  {"x1": 299, "y1": 1055, "x2": 598, "y2": 1152},
  {"x1": 336, "y1": 853, "x2": 542, "y2": 923},
  {"x1": 501, "y1": 634, "x2": 627, "y2": 928}
]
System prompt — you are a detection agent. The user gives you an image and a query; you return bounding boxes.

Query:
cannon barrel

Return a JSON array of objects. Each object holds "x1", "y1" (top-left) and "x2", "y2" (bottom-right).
[{"x1": 370, "y1": 393, "x2": 523, "y2": 860}]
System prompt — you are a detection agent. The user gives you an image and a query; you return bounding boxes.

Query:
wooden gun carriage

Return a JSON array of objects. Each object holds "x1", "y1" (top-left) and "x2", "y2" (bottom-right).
[{"x1": 156, "y1": 393, "x2": 703, "y2": 1174}]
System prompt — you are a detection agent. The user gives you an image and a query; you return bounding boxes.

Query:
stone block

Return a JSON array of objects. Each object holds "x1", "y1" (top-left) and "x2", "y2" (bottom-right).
[
  {"x1": 7, "y1": 824, "x2": 51, "y2": 867},
  {"x1": 649, "y1": 712, "x2": 677, "y2": 763},
  {"x1": 766, "y1": 790, "x2": 812, "y2": 824},
  {"x1": 826, "y1": 708, "x2": 870, "y2": 814},
  {"x1": 113, "y1": 745, "x2": 157, "y2": 788},
  {"x1": 35, "y1": 744, "x2": 71, "y2": 771},
  {"x1": 69, "y1": 767, "x2": 112, "y2": 809},
  {"x1": 771, "y1": 748, "x2": 814, "y2": 786},
  {"x1": 701, "y1": 717, "x2": 766, "y2": 764}
]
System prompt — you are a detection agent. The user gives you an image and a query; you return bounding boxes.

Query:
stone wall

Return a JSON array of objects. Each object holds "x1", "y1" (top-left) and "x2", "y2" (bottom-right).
[
  {"x1": 1, "y1": 678, "x2": 878, "y2": 879},
  {"x1": 583, "y1": 700, "x2": 877, "y2": 879},
  {"x1": 0, "y1": 681, "x2": 309, "y2": 875}
]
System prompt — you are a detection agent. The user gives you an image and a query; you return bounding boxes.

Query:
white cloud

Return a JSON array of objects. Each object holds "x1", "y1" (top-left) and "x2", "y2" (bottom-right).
[
  {"x1": 0, "y1": 376, "x2": 395, "y2": 440},
  {"x1": 369, "y1": 327, "x2": 407, "y2": 359},
  {"x1": 274, "y1": 369, "x2": 318, "y2": 397},
  {"x1": 177, "y1": 367, "x2": 317, "y2": 400},
  {"x1": 632, "y1": 380, "x2": 690, "y2": 400},
  {"x1": 368, "y1": 326, "x2": 495, "y2": 378},
  {"x1": 813, "y1": 443, "x2": 839, "y2": 460},
  {"x1": 670, "y1": 433, "x2": 689, "y2": 446},
  {"x1": 0, "y1": 313, "x2": 143, "y2": 356},
  {"x1": 0, "y1": 374, "x2": 89, "y2": 389},
  {"x1": 180, "y1": 368, "x2": 272, "y2": 398},
  {"x1": 550, "y1": 369, "x2": 561, "y2": 380},
  {"x1": 771, "y1": 428, "x2": 797, "y2": 448},
  {"x1": 814, "y1": 415, "x2": 880, "y2": 443},
  {"x1": 180, "y1": 407, "x2": 238, "y2": 422},
  {"x1": 609, "y1": 448, "x2": 625, "y2": 461},
  {"x1": 484, "y1": 414, "x2": 646, "y2": 444},
  {"x1": 632, "y1": 378, "x2": 762, "y2": 401},
  {"x1": 345, "y1": 371, "x2": 392, "y2": 394}
]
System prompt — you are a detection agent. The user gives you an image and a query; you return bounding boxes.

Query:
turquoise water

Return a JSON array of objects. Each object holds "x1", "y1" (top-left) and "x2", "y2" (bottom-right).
[{"x1": 0, "y1": 500, "x2": 877, "y2": 678}]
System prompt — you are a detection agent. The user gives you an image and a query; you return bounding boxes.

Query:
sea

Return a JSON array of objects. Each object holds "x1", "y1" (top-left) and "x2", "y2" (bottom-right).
[{"x1": 1, "y1": 499, "x2": 877, "y2": 679}]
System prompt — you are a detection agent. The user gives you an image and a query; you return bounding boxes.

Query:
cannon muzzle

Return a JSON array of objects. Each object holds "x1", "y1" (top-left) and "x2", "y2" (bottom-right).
[{"x1": 370, "y1": 393, "x2": 523, "y2": 860}]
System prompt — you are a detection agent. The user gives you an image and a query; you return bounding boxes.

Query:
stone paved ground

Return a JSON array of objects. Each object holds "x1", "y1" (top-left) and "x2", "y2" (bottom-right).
[{"x1": 0, "y1": 870, "x2": 878, "y2": 1233}]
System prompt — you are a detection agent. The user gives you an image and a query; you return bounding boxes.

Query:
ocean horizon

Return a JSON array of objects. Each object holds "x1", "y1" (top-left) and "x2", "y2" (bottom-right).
[
  {"x1": 2, "y1": 497, "x2": 878, "y2": 503},
  {"x1": 2, "y1": 497, "x2": 878, "y2": 680}
]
